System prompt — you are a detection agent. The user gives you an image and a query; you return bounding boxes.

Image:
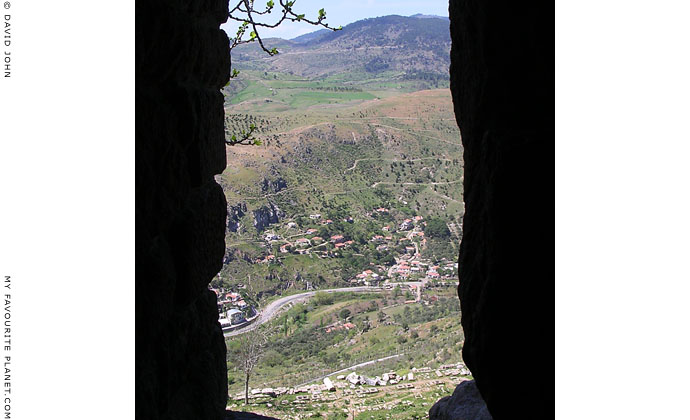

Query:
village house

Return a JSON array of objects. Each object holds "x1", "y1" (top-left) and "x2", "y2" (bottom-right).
[
  {"x1": 264, "y1": 232, "x2": 280, "y2": 241},
  {"x1": 382, "y1": 225, "x2": 391, "y2": 232},
  {"x1": 295, "y1": 238, "x2": 311, "y2": 247},
  {"x1": 226, "y1": 308, "x2": 245, "y2": 325},
  {"x1": 344, "y1": 216, "x2": 354, "y2": 223},
  {"x1": 399, "y1": 219, "x2": 413, "y2": 231},
  {"x1": 306, "y1": 228, "x2": 318, "y2": 235},
  {"x1": 326, "y1": 322, "x2": 356, "y2": 333},
  {"x1": 371, "y1": 235, "x2": 385, "y2": 243},
  {"x1": 257, "y1": 254, "x2": 276, "y2": 264},
  {"x1": 309, "y1": 214, "x2": 321, "y2": 219},
  {"x1": 312, "y1": 236, "x2": 323, "y2": 243},
  {"x1": 330, "y1": 234, "x2": 345, "y2": 244},
  {"x1": 322, "y1": 219, "x2": 333, "y2": 225},
  {"x1": 286, "y1": 222, "x2": 297, "y2": 229}
]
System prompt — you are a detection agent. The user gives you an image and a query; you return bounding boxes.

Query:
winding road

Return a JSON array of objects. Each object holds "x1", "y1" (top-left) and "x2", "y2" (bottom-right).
[{"x1": 224, "y1": 284, "x2": 422, "y2": 338}]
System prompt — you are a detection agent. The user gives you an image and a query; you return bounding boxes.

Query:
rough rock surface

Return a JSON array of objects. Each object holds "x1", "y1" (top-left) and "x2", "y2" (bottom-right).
[
  {"x1": 135, "y1": 0, "x2": 231, "y2": 418},
  {"x1": 260, "y1": 177, "x2": 288, "y2": 194},
  {"x1": 228, "y1": 202, "x2": 248, "y2": 232},
  {"x1": 446, "y1": 0, "x2": 554, "y2": 418},
  {"x1": 253, "y1": 203, "x2": 284, "y2": 232},
  {"x1": 429, "y1": 381, "x2": 493, "y2": 420}
]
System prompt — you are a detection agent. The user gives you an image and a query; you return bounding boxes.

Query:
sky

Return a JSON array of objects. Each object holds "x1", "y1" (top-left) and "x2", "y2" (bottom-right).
[{"x1": 221, "y1": 0, "x2": 449, "y2": 41}]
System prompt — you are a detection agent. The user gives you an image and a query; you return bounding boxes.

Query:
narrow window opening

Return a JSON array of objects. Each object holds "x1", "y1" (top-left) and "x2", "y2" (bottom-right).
[{"x1": 217, "y1": 9, "x2": 466, "y2": 419}]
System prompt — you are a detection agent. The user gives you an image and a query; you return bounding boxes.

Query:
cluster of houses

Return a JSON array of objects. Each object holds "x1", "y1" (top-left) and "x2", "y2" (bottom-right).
[
  {"x1": 308, "y1": 213, "x2": 336, "y2": 225},
  {"x1": 351, "y1": 269, "x2": 381, "y2": 285},
  {"x1": 252, "y1": 209, "x2": 458, "y2": 287},
  {"x1": 391, "y1": 259, "x2": 457, "y2": 281},
  {"x1": 211, "y1": 287, "x2": 253, "y2": 328}
]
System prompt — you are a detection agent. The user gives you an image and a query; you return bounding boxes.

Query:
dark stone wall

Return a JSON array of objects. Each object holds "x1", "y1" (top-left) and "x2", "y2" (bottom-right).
[
  {"x1": 135, "y1": 0, "x2": 231, "y2": 418},
  {"x1": 445, "y1": 0, "x2": 554, "y2": 418},
  {"x1": 430, "y1": 380, "x2": 493, "y2": 420}
]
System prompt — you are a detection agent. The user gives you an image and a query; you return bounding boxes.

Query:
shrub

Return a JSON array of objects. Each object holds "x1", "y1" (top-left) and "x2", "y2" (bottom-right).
[
  {"x1": 339, "y1": 308, "x2": 351, "y2": 319},
  {"x1": 314, "y1": 291, "x2": 334, "y2": 306}
]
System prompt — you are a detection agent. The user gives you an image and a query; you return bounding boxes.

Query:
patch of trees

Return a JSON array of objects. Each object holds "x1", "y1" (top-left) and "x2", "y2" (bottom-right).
[
  {"x1": 422, "y1": 238, "x2": 455, "y2": 262},
  {"x1": 314, "y1": 291, "x2": 334, "y2": 306},
  {"x1": 364, "y1": 57, "x2": 390, "y2": 73},
  {"x1": 402, "y1": 71, "x2": 447, "y2": 82},
  {"x1": 424, "y1": 217, "x2": 451, "y2": 238},
  {"x1": 391, "y1": 298, "x2": 460, "y2": 327},
  {"x1": 311, "y1": 86, "x2": 363, "y2": 92}
]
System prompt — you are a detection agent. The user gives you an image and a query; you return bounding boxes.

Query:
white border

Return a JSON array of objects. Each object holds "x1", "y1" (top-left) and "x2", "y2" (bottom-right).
[
  {"x1": 556, "y1": 0, "x2": 690, "y2": 418},
  {"x1": 0, "y1": 0, "x2": 134, "y2": 419}
]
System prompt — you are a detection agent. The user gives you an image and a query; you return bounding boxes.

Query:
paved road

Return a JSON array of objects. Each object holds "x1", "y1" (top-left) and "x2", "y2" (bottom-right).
[{"x1": 224, "y1": 284, "x2": 421, "y2": 338}]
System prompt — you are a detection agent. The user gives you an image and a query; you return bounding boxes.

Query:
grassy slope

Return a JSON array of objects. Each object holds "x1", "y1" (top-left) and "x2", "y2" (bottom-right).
[
  {"x1": 219, "y1": 86, "x2": 463, "y2": 296},
  {"x1": 226, "y1": 287, "x2": 465, "y2": 419}
]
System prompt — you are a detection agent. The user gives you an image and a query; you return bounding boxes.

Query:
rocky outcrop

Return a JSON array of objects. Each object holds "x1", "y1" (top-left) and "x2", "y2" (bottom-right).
[
  {"x1": 227, "y1": 202, "x2": 247, "y2": 232},
  {"x1": 429, "y1": 381, "x2": 493, "y2": 420},
  {"x1": 135, "y1": 0, "x2": 230, "y2": 418},
  {"x1": 253, "y1": 203, "x2": 284, "y2": 232},
  {"x1": 260, "y1": 177, "x2": 287, "y2": 194},
  {"x1": 445, "y1": 0, "x2": 553, "y2": 419}
]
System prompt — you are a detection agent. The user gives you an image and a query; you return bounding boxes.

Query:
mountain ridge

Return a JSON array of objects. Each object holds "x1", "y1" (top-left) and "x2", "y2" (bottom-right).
[{"x1": 232, "y1": 14, "x2": 450, "y2": 78}]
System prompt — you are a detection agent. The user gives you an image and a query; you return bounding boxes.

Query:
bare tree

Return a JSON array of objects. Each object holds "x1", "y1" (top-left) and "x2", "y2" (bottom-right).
[
  {"x1": 228, "y1": 0, "x2": 341, "y2": 57},
  {"x1": 233, "y1": 326, "x2": 269, "y2": 404}
]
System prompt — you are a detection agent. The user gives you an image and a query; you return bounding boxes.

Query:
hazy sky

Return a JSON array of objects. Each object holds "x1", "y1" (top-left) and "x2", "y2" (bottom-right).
[{"x1": 222, "y1": 0, "x2": 449, "y2": 40}]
